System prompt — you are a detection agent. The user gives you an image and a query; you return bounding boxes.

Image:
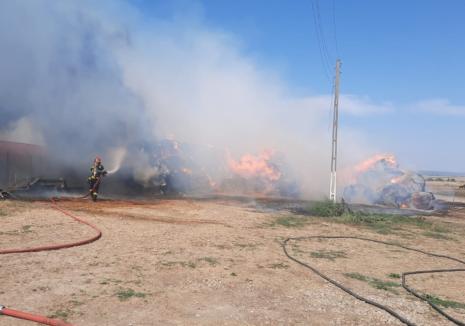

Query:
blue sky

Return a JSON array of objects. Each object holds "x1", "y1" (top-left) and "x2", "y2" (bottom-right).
[{"x1": 130, "y1": 0, "x2": 464, "y2": 172}]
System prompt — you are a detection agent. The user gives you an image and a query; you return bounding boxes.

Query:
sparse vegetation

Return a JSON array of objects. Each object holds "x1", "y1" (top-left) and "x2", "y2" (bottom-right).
[
  {"x1": 0, "y1": 224, "x2": 36, "y2": 236},
  {"x1": 336, "y1": 211, "x2": 432, "y2": 234},
  {"x1": 159, "y1": 256, "x2": 220, "y2": 269},
  {"x1": 160, "y1": 260, "x2": 197, "y2": 268},
  {"x1": 270, "y1": 215, "x2": 309, "y2": 228},
  {"x1": 306, "y1": 200, "x2": 344, "y2": 217},
  {"x1": 299, "y1": 201, "x2": 454, "y2": 235},
  {"x1": 388, "y1": 273, "x2": 401, "y2": 279},
  {"x1": 100, "y1": 278, "x2": 123, "y2": 285},
  {"x1": 271, "y1": 201, "x2": 446, "y2": 235},
  {"x1": 344, "y1": 272, "x2": 400, "y2": 294},
  {"x1": 234, "y1": 243, "x2": 260, "y2": 249},
  {"x1": 48, "y1": 309, "x2": 71, "y2": 320},
  {"x1": 32, "y1": 286, "x2": 51, "y2": 292},
  {"x1": 22, "y1": 225, "x2": 32, "y2": 232},
  {"x1": 424, "y1": 294, "x2": 465, "y2": 310},
  {"x1": 198, "y1": 257, "x2": 219, "y2": 266},
  {"x1": 310, "y1": 250, "x2": 347, "y2": 261},
  {"x1": 115, "y1": 288, "x2": 147, "y2": 301},
  {"x1": 268, "y1": 263, "x2": 289, "y2": 269},
  {"x1": 422, "y1": 231, "x2": 452, "y2": 240}
]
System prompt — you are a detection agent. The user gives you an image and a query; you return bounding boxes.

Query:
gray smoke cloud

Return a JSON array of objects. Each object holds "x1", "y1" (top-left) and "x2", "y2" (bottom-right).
[{"x1": 0, "y1": 0, "x2": 377, "y2": 198}]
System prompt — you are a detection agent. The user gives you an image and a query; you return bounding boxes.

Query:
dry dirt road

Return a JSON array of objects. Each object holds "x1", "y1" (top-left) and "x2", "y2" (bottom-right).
[{"x1": 1, "y1": 197, "x2": 465, "y2": 325}]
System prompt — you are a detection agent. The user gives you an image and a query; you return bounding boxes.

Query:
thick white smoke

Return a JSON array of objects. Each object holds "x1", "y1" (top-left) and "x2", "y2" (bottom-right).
[{"x1": 0, "y1": 0, "x2": 376, "y2": 198}]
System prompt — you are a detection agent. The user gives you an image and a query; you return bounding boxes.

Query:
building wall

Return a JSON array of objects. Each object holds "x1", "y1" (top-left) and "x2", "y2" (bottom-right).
[{"x1": 0, "y1": 141, "x2": 46, "y2": 188}]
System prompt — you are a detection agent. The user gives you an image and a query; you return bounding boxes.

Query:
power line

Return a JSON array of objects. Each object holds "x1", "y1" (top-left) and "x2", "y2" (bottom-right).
[
  {"x1": 311, "y1": 0, "x2": 333, "y2": 82},
  {"x1": 315, "y1": 0, "x2": 334, "y2": 66},
  {"x1": 332, "y1": 0, "x2": 340, "y2": 58}
]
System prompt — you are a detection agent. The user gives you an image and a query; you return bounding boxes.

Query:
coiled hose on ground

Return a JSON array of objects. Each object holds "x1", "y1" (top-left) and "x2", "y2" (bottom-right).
[
  {"x1": 282, "y1": 236, "x2": 465, "y2": 326},
  {"x1": 0, "y1": 198, "x2": 102, "y2": 326}
]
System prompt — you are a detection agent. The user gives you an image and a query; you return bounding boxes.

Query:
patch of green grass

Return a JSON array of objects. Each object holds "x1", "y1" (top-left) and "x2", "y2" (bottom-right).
[
  {"x1": 334, "y1": 212, "x2": 433, "y2": 235},
  {"x1": 424, "y1": 294, "x2": 465, "y2": 310},
  {"x1": 345, "y1": 272, "x2": 370, "y2": 282},
  {"x1": 388, "y1": 273, "x2": 401, "y2": 279},
  {"x1": 300, "y1": 201, "x2": 457, "y2": 235},
  {"x1": 0, "y1": 209, "x2": 7, "y2": 217},
  {"x1": 344, "y1": 272, "x2": 400, "y2": 294},
  {"x1": 270, "y1": 215, "x2": 309, "y2": 228},
  {"x1": 310, "y1": 250, "x2": 347, "y2": 261},
  {"x1": 306, "y1": 200, "x2": 344, "y2": 217},
  {"x1": 115, "y1": 288, "x2": 147, "y2": 301}
]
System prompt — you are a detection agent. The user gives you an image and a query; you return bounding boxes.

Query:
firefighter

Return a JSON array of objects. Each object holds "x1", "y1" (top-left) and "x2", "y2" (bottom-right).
[{"x1": 88, "y1": 156, "x2": 107, "y2": 201}]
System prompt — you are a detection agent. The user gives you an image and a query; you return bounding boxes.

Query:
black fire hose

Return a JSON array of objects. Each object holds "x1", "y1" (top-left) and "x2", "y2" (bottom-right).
[
  {"x1": 403, "y1": 269, "x2": 465, "y2": 326},
  {"x1": 282, "y1": 236, "x2": 465, "y2": 326}
]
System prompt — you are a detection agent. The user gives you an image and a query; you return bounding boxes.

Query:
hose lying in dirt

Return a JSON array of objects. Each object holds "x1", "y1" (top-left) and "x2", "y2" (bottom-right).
[
  {"x1": 282, "y1": 236, "x2": 465, "y2": 326},
  {"x1": 0, "y1": 198, "x2": 101, "y2": 254},
  {"x1": 0, "y1": 306, "x2": 73, "y2": 326},
  {"x1": 403, "y1": 269, "x2": 465, "y2": 326},
  {"x1": 0, "y1": 198, "x2": 102, "y2": 325}
]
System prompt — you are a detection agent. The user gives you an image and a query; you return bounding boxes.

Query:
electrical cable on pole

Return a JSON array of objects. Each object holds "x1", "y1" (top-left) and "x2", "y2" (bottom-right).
[
  {"x1": 311, "y1": 0, "x2": 333, "y2": 82},
  {"x1": 309, "y1": 0, "x2": 341, "y2": 202},
  {"x1": 332, "y1": 0, "x2": 340, "y2": 58},
  {"x1": 329, "y1": 59, "x2": 341, "y2": 202}
]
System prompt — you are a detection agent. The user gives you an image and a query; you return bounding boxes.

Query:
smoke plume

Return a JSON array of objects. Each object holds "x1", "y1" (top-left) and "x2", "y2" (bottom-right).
[{"x1": 0, "y1": 0, "x2": 375, "y2": 198}]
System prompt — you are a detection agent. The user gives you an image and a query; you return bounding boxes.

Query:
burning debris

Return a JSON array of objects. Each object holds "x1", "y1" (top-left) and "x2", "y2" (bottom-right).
[
  {"x1": 113, "y1": 141, "x2": 299, "y2": 198},
  {"x1": 343, "y1": 154, "x2": 438, "y2": 210},
  {"x1": 221, "y1": 149, "x2": 299, "y2": 197},
  {"x1": 227, "y1": 149, "x2": 281, "y2": 182}
]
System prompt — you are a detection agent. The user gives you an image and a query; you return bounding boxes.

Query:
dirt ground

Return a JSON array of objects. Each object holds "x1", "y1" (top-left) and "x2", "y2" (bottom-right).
[{"x1": 1, "y1": 195, "x2": 465, "y2": 325}]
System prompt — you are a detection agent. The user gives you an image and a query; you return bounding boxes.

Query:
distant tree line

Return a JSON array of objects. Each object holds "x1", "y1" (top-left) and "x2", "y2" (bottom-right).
[{"x1": 426, "y1": 177, "x2": 456, "y2": 182}]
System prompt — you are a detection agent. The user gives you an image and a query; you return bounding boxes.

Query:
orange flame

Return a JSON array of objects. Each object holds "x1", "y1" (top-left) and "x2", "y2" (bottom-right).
[
  {"x1": 354, "y1": 153, "x2": 397, "y2": 174},
  {"x1": 228, "y1": 149, "x2": 281, "y2": 182}
]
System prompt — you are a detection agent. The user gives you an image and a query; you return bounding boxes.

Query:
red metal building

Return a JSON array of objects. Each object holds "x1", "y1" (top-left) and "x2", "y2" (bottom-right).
[{"x1": 0, "y1": 141, "x2": 46, "y2": 188}]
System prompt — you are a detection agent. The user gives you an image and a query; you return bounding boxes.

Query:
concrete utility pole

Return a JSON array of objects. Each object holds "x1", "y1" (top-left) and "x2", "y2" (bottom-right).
[{"x1": 329, "y1": 59, "x2": 341, "y2": 203}]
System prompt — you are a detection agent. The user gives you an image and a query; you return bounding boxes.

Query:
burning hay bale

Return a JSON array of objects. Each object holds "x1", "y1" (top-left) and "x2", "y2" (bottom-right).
[
  {"x1": 343, "y1": 154, "x2": 438, "y2": 210},
  {"x1": 122, "y1": 141, "x2": 299, "y2": 197},
  {"x1": 221, "y1": 150, "x2": 299, "y2": 197}
]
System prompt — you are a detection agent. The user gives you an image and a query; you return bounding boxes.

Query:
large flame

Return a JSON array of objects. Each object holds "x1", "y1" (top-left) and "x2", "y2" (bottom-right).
[
  {"x1": 354, "y1": 153, "x2": 398, "y2": 174},
  {"x1": 343, "y1": 153, "x2": 435, "y2": 210},
  {"x1": 227, "y1": 149, "x2": 281, "y2": 182}
]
